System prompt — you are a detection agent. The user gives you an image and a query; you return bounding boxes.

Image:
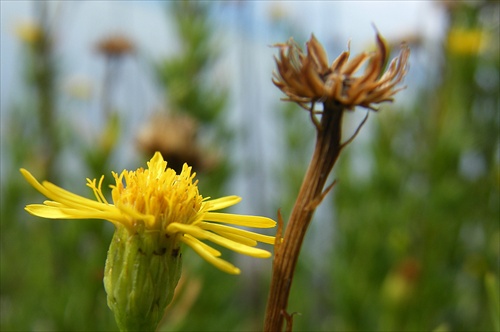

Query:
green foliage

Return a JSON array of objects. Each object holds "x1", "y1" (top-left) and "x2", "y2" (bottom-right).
[
  {"x1": 329, "y1": 3, "x2": 499, "y2": 331},
  {"x1": 3, "y1": 1, "x2": 498, "y2": 331},
  {"x1": 152, "y1": 1, "x2": 231, "y2": 201},
  {"x1": 1, "y1": 3, "x2": 117, "y2": 330},
  {"x1": 154, "y1": 1, "x2": 227, "y2": 124}
]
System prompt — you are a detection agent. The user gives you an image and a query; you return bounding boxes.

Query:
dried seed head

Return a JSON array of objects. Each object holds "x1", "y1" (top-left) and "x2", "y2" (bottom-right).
[
  {"x1": 273, "y1": 32, "x2": 410, "y2": 111},
  {"x1": 136, "y1": 113, "x2": 219, "y2": 173},
  {"x1": 96, "y1": 34, "x2": 135, "y2": 57}
]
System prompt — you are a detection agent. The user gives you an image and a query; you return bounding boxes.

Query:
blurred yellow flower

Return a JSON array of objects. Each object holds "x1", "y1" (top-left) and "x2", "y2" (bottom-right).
[
  {"x1": 21, "y1": 151, "x2": 276, "y2": 274},
  {"x1": 14, "y1": 21, "x2": 43, "y2": 45},
  {"x1": 447, "y1": 27, "x2": 489, "y2": 55},
  {"x1": 63, "y1": 75, "x2": 93, "y2": 101}
]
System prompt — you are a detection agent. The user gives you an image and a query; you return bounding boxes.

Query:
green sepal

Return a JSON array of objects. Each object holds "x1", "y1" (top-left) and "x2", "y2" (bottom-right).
[{"x1": 104, "y1": 225, "x2": 182, "y2": 331}]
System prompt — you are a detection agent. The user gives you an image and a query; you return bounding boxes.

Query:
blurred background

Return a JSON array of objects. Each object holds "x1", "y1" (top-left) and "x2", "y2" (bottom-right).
[{"x1": 0, "y1": 1, "x2": 498, "y2": 331}]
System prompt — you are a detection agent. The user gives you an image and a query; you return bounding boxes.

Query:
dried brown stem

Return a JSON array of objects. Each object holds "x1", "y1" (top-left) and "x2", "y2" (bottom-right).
[{"x1": 264, "y1": 100, "x2": 345, "y2": 331}]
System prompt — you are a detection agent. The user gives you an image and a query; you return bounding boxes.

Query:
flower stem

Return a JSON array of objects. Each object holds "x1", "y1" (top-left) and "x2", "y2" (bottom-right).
[
  {"x1": 33, "y1": 2, "x2": 59, "y2": 181},
  {"x1": 264, "y1": 100, "x2": 345, "y2": 331}
]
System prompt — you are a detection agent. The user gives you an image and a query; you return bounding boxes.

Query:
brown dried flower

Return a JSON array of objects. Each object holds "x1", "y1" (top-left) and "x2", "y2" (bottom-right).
[
  {"x1": 265, "y1": 30, "x2": 410, "y2": 332},
  {"x1": 96, "y1": 34, "x2": 135, "y2": 57},
  {"x1": 272, "y1": 32, "x2": 410, "y2": 111},
  {"x1": 136, "y1": 113, "x2": 219, "y2": 173}
]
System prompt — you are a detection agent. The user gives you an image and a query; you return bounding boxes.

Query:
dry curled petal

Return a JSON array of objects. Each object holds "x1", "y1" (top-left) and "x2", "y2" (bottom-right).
[{"x1": 272, "y1": 31, "x2": 410, "y2": 111}]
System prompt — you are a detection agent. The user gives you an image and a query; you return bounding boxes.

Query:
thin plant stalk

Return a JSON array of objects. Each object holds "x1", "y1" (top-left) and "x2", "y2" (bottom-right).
[
  {"x1": 33, "y1": 2, "x2": 59, "y2": 181},
  {"x1": 264, "y1": 101, "x2": 344, "y2": 331}
]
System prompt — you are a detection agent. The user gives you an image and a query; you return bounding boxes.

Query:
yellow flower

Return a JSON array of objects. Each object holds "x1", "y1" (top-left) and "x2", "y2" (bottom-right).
[
  {"x1": 21, "y1": 151, "x2": 276, "y2": 275},
  {"x1": 272, "y1": 31, "x2": 410, "y2": 111},
  {"x1": 447, "y1": 27, "x2": 489, "y2": 55},
  {"x1": 14, "y1": 21, "x2": 43, "y2": 45}
]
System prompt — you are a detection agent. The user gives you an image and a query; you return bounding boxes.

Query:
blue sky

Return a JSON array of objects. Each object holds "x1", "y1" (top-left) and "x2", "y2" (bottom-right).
[{"x1": 1, "y1": 1, "x2": 446, "y2": 107}]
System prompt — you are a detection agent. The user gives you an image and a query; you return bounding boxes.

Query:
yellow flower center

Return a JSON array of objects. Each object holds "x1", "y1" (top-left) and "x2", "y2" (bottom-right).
[{"x1": 109, "y1": 153, "x2": 205, "y2": 232}]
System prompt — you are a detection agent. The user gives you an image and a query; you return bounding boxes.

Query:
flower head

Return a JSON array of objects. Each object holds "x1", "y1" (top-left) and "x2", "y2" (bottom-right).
[
  {"x1": 447, "y1": 27, "x2": 489, "y2": 55},
  {"x1": 96, "y1": 34, "x2": 135, "y2": 57},
  {"x1": 136, "y1": 113, "x2": 218, "y2": 173},
  {"x1": 272, "y1": 31, "x2": 410, "y2": 111},
  {"x1": 14, "y1": 21, "x2": 43, "y2": 45},
  {"x1": 21, "y1": 151, "x2": 276, "y2": 275}
]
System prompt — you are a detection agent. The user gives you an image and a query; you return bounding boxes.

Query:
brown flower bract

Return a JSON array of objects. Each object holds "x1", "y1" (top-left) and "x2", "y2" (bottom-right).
[{"x1": 273, "y1": 32, "x2": 410, "y2": 110}]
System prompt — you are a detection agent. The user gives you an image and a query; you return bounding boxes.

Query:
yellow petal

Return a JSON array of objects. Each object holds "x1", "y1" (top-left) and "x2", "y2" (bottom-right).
[
  {"x1": 200, "y1": 222, "x2": 276, "y2": 245},
  {"x1": 183, "y1": 234, "x2": 221, "y2": 257},
  {"x1": 204, "y1": 212, "x2": 276, "y2": 228},
  {"x1": 168, "y1": 223, "x2": 271, "y2": 258},
  {"x1": 203, "y1": 228, "x2": 258, "y2": 247},
  {"x1": 44, "y1": 181, "x2": 113, "y2": 211},
  {"x1": 25, "y1": 204, "x2": 126, "y2": 226},
  {"x1": 180, "y1": 235, "x2": 240, "y2": 275},
  {"x1": 20, "y1": 169, "x2": 55, "y2": 201},
  {"x1": 205, "y1": 196, "x2": 241, "y2": 211},
  {"x1": 25, "y1": 204, "x2": 78, "y2": 219},
  {"x1": 20, "y1": 168, "x2": 114, "y2": 213}
]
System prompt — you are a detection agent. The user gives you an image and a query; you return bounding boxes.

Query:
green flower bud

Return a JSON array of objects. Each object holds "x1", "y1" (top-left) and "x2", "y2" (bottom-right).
[{"x1": 104, "y1": 225, "x2": 182, "y2": 331}]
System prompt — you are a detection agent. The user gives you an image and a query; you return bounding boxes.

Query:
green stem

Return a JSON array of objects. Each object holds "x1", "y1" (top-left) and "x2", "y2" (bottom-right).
[{"x1": 34, "y1": 2, "x2": 59, "y2": 181}]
